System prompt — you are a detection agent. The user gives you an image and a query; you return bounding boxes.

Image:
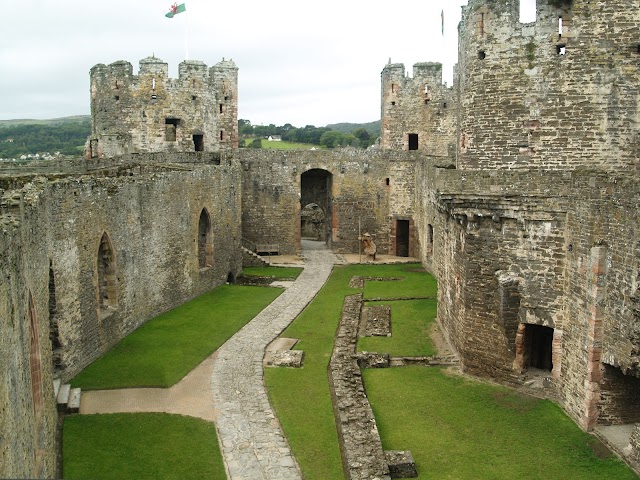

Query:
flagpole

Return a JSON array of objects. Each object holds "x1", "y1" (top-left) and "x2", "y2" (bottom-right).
[{"x1": 184, "y1": 9, "x2": 190, "y2": 60}]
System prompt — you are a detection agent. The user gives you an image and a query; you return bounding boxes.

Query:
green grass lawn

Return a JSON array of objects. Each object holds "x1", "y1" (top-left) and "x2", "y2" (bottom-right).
[
  {"x1": 363, "y1": 265, "x2": 436, "y2": 299},
  {"x1": 262, "y1": 140, "x2": 322, "y2": 150},
  {"x1": 265, "y1": 263, "x2": 431, "y2": 480},
  {"x1": 358, "y1": 299, "x2": 437, "y2": 356},
  {"x1": 241, "y1": 265, "x2": 303, "y2": 279},
  {"x1": 72, "y1": 285, "x2": 282, "y2": 390},
  {"x1": 364, "y1": 367, "x2": 638, "y2": 480},
  {"x1": 63, "y1": 413, "x2": 225, "y2": 480}
]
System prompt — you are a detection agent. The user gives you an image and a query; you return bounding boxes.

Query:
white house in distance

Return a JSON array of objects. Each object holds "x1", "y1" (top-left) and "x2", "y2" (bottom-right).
[{"x1": 267, "y1": 135, "x2": 282, "y2": 141}]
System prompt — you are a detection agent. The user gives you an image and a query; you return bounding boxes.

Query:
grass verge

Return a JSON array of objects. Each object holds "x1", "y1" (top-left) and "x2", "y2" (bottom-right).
[
  {"x1": 241, "y1": 266, "x2": 303, "y2": 279},
  {"x1": 357, "y1": 299, "x2": 437, "y2": 356},
  {"x1": 63, "y1": 413, "x2": 225, "y2": 479},
  {"x1": 364, "y1": 367, "x2": 638, "y2": 480},
  {"x1": 265, "y1": 263, "x2": 431, "y2": 480},
  {"x1": 72, "y1": 285, "x2": 282, "y2": 390}
]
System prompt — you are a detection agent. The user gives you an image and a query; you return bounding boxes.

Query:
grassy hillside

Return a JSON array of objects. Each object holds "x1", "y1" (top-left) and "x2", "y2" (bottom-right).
[
  {"x1": 0, "y1": 116, "x2": 90, "y2": 158},
  {"x1": 326, "y1": 120, "x2": 380, "y2": 137},
  {"x1": 0, "y1": 115, "x2": 90, "y2": 128}
]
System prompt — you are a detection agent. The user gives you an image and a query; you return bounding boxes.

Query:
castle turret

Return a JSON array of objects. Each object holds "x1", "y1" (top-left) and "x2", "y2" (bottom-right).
[
  {"x1": 86, "y1": 56, "x2": 238, "y2": 158},
  {"x1": 380, "y1": 61, "x2": 456, "y2": 157}
]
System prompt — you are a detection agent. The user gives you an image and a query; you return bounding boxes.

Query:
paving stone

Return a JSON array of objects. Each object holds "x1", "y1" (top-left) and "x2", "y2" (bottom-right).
[{"x1": 211, "y1": 240, "x2": 338, "y2": 480}]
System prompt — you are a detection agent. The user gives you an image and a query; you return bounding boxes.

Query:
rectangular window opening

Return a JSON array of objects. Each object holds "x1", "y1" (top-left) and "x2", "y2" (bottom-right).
[
  {"x1": 385, "y1": 178, "x2": 390, "y2": 186},
  {"x1": 558, "y1": 16, "x2": 563, "y2": 37},
  {"x1": 408, "y1": 133, "x2": 419, "y2": 151},
  {"x1": 557, "y1": 45, "x2": 566, "y2": 56},
  {"x1": 165, "y1": 118, "x2": 180, "y2": 142},
  {"x1": 219, "y1": 104, "x2": 223, "y2": 114},
  {"x1": 193, "y1": 134, "x2": 204, "y2": 152},
  {"x1": 220, "y1": 130, "x2": 224, "y2": 141}
]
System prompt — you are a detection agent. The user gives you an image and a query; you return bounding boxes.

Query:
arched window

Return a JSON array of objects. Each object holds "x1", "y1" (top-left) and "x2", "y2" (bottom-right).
[
  {"x1": 198, "y1": 209, "x2": 213, "y2": 268},
  {"x1": 97, "y1": 232, "x2": 117, "y2": 314}
]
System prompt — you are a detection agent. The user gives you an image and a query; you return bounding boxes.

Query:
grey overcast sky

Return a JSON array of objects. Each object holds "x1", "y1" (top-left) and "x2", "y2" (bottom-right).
[{"x1": 0, "y1": 0, "x2": 539, "y2": 127}]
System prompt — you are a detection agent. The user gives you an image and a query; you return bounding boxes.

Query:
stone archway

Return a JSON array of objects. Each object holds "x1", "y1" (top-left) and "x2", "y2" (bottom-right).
[{"x1": 300, "y1": 169, "x2": 333, "y2": 245}]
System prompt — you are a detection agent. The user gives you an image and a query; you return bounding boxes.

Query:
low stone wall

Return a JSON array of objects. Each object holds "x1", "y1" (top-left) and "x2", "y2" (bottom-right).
[
  {"x1": 626, "y1": 424, "x2": 640, "y2": 473},
  {"x1": 328, "y1": 294, "x2": 390, "y2": 480}
]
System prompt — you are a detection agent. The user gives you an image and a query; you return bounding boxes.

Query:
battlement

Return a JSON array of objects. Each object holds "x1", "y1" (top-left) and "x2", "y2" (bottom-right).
[{"x1": 87, "y1": 57, "x2": 238, "y2": 158}]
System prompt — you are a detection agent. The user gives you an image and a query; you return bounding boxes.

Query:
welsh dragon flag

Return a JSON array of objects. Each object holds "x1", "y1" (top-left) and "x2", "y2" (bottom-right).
[{"x1": 165, "y1": 3, "x2": 186, "y2": 18}]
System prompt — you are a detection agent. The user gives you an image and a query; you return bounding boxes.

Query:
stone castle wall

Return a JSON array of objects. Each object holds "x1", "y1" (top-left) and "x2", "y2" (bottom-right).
[
  {"x1": 239, "y1": 148, "x2": 419, "y2": 257},
  {"x1": 0, "y1": 184, "x2": 57, "y2": 479},
  {"x1": 0, "y1": 153, "x2": 241, "y2": 476},
  {"x1": 456, "y1": 0, "x2": 639, "y2": 170},
  {"x1": 415, "y1": 163, "x2": 640, "y2": 431},
  {"x1": 88, "y1": 57, "x2": 238, "y2": 157}
]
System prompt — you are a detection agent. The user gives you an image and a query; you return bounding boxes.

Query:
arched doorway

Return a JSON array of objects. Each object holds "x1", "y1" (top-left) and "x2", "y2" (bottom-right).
[{"x1": 300, "y1": 169, "x2": 332, "y2": 245}]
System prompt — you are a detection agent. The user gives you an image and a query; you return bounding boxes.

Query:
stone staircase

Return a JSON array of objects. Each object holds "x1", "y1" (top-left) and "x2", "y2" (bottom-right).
[
  {"x1": 53, "y1": 378, "x2": 81, "y2": 414},
  {"x1": 241, "y1": 246, "x2": 270, "y2": 266}
]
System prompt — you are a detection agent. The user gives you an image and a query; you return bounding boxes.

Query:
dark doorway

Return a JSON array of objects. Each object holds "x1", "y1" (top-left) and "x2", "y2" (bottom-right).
[
  {"x1": 396, "y1": 219, "x2": 410, "y2": 257},
  {"x1": 525, "y1": 324, "x2": 554, "y2": 370},
  {"x1": 408, "y1": 133, "x2": 419, "y2": 151},
  {"x1": 193, "y1": 134, "x2": 204, "y2": 151},
  {"x1": 300, "y1": 169, "x2": 332, "y2": 245}
]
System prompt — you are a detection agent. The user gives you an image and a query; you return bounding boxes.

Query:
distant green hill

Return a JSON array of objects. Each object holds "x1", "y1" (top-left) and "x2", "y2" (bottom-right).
[
  {"x1": 0, "y1": 115, "x2": 90, "y2": 128},
  {"x1": 0, "y1": 116, "x2": 91, "y2": 158},
  {"x1": 326, "y1": 120, "x2": 380, "y2": 137}
]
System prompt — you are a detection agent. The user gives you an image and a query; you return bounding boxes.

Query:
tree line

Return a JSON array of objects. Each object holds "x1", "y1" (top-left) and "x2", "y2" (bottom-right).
[
  {"x1": 0, "y1": 120, "x2": 91, "y2": 158},
  {"x1": 239, "y1": 120, "x2": 379, "y2": 149},
  {"x1": 0, "y1": 118, "x2": 381, "y2": 158}
]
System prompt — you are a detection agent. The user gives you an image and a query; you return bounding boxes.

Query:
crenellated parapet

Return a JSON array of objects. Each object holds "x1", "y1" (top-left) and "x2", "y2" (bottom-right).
[
  {"x1": 87, "y1": 56, "x2": 238, "y2": 158},
  {"x1": 380, "y1": 61, "x2": 456, "y2": 157}
]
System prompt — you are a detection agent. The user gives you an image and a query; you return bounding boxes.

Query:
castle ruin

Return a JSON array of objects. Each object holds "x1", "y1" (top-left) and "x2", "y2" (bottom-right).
[{"x1": 1, "y1": 0, "x2": 639, "y2": 477}]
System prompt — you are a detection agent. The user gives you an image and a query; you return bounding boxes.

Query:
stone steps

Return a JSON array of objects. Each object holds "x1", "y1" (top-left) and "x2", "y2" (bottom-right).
[
  {"x1": 56, "y1": 381, "x2": 82, "y2": 413},
  {"x1": 241, "y1": 246, "x2": 270, "y2": 266}
]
